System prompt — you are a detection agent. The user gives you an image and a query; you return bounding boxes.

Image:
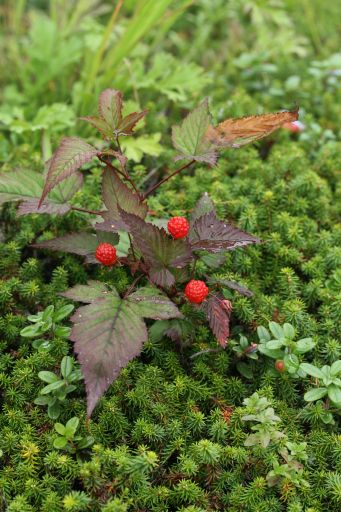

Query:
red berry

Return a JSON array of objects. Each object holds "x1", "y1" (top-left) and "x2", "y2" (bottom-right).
[
  {"x1": 275, "y1": 360, "x2": 285, "y2": 373},
  {"x1": 167, "y1": 217, "x2": 190, "y2": 239},
  {"x1": 185, "y1": 280, "x2": 209, "y2": 304},
  {"x1": 95, "y1": 243, "x2": 117, "y2": 266}
]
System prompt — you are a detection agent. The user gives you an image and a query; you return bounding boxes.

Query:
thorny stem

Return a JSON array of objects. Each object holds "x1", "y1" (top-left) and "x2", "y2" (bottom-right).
[{"x1": 143, "y1": 160, "x2": 196, "y2": 200}]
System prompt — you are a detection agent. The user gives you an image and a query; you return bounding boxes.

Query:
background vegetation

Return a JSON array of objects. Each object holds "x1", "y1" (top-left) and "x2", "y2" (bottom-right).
[{"x1": 0, "y1": 1, "x2": 341, "y2": 510}]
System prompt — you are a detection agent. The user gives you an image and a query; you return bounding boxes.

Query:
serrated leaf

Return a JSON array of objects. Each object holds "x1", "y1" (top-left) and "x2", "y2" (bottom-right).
[
  {"x1": 33, "y1": 232, "x2": 99, "y2": 257},
  {"x1": 18, "y1": 199, "x2": 72, "y2": 216},
  {"x1": 68, "y1": 283, "x2": 181, "y2": 416},
  {"x1": 205, "y1": 295, "x2": 232, "y2": 347},
  {"x1": 172, "y1": 100, "x2": 217, "y2": 165},
  {"x1": 128, "y1": 287, "x2": 183, "y2": 320},
  {"x1": 190, "y1": 211, "x2": 260, "y2": 253},
  {"x1": 190, "y1": 192, "x2": 216, "y2": 225},
  {"x1": 0, "y1": 169, "x2": 82, "y2": 215},
  {"x1": 61, "y1": 281, "x2": 109, "y2": 303},
  {"x1": 121, "y1": 210, "x2": 193, "y2": 287},
  {"x1": 101, "y1": 168, "x2": 147, "y2": 223},
  {"x1": 205, "y1": 108, "x2": 299, "y2": 148},
  {"x1": 98, "y1": 89, "x2": 123, "y2": 130},
  {"x1": 39, "y1": 137, "x2": 99, "y2": 206},
  {"x1": 118, "y1": 110, "x2": 148, "y2": 135},
  {"x1": 206, "y1": 276, "x2": 253, "y2": 297},
  {"x1": 80, "y1": 116, "x2": 113, "y2": 140}
]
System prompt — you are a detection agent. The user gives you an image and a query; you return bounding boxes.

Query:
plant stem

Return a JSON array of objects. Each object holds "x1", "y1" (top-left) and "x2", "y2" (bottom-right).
[
  {"x1": 71, "y1": 206, "x2": 103, "y2": 216},
  {"x1": 190, "y1": 347, "x2": 224, "y2": 359},
  {"x1": 143, "y1": 160, "x2": 196, "y2": 199},
  {"x1": 99, "y1": 155, "x2": 142, "y2": 199},
  {"x1": 123, "y1": 274, "x2": 143, "y2": 299}
]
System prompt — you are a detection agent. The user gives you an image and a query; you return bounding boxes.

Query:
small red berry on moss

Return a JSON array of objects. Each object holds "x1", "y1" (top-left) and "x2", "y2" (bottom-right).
[
  {"x1": 185, "y1": 280, "x2": 209, "y2": 304},
  {"x1": 167, "y1": 216, "x2": 190, "y2": 239},
  {"x1": 275, "y1": 360, "x2": 285, "y2": 373},
  {"x1": 95, "y1": 243, "x2": 117, "y2": 266}
]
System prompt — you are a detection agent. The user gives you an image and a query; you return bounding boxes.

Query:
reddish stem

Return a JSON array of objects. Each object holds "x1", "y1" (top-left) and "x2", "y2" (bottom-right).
[
  {"x1": 143, "y1": 160, "x2": 196, "y2": 200},
  {"x1": 71, "y1": 206, "x2": 103, "y2": 215}
]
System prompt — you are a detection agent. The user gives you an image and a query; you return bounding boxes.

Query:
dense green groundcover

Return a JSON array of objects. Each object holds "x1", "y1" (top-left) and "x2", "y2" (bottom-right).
[{"x1": 1, "y1": 1, "x2": 341, "y2": 511}]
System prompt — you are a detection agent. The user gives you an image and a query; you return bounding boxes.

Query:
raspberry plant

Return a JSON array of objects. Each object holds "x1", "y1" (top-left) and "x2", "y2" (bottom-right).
[{"x1": 2, "y1": 89, "x2": 297, "y2": 416}]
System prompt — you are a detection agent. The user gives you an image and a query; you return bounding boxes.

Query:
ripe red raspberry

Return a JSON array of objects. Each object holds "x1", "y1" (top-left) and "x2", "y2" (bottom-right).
[
  {"x1": 275, "y1": 360, "x2": 285, "y2": 373},
  {"x1": 167, "y1": 216, "x2": 190, "y2": 239},
  {"x1": 185, "y1": 280, "x2": 209, "y2": 304},
  {"x1": 95, "y1": 243, "x2": 117, "y2": 266}
]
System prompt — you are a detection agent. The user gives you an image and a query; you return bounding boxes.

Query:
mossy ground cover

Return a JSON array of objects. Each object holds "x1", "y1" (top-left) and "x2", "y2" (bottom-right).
[{"x1": 0, "y1": 1, "x2": 341, "y2": 511}]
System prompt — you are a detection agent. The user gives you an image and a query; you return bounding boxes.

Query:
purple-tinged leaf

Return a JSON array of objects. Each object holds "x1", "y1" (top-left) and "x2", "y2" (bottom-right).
[
  {"x1": 128, "y1": 287, "x2": 183, "y2": 320},
  {"x1": 98, "y1": 89, "x2": 123, "y2": 130},
  {"x1": 0, "y1": 169, "x2": 82, "y2": 216},
  {"x1": 121, "y1": 210, "x2": 193, "y2": 287},
  {"x1": 0, "y1": 169, "x2": 45, "y2": 204},
  {"x1": 206, "y1": 276, "x2": 253, "y2": 297},
  {"x1": 80, "y1": 116, "x2": 113, "y2": 140},
  {"x1": 102, "y1": 149, "x2": 128, "y2": 169},
  {"x1": 190, "y1": 192, "x2": 216, "y2": 225},
  {"x1": 39, "y1": 137, "x2": 99, "y2": 207},
  {"x1": 52, "y1": 172, "x2": 83, "y2": 203},
  {"x1": 61, "y1": 281, "x2": 109, "y2": 303},
  {"x1": 18, "y1": 199, "x2": 71, "y2": 216},
  {"x1": 200, "y1": 252, "x2": 227, "y2": 269},
  {"x1": 33, "y1": 233, "x2": 99, "y2": 256},
  {"x1": 118, "y1": 110, "x2": 148, "y2": 135},
  {"x1": 102, "y1": 168, "x2": 148, "y2": 222},
  {"x1": 66, "y1": 282, "x2": 181, "y2": 416},
  {"x1": 190, "y1": 211, "x2": 260, "y2": 253},
  {"x1": 172, "y1": 99, "x2": 217, "y2": 165},
  {"x1": 95, "y1": 219, "x2": 127, "y2": 233},
  {"x1": 205, "y1": 295, "x2": 232, "y2": 347}
]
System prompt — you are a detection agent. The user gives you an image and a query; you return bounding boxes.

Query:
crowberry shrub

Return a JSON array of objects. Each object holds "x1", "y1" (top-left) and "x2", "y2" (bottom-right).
[{"x1": 5, "y1": 88, "x2": 297, "y2": 415}]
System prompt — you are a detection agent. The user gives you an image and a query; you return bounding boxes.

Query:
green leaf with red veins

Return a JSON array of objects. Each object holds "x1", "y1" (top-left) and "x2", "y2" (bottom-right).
[
  {"x1": 121, "y1": 210, "x2": 193, "y2": 287},
  {"x1": 18, "y1": 172, "x2": 83, "y2": 216},
  {"x1": 205, "y1": 294, "x2": 232, "y2": 347},
  {"x1": 66, "y1": 282, "x2": 181, "y2": 416},
  {"x1": 172, "y1": 99, "x2": 217, "y2": 165},
  {"x1": 98, "y1": 89, "x2": 123, "y2": 130},
  {"x1": 101, "y1": 168, "x2": 148, "y2": 223},
  {"x1": 190, "y1": 192, "x2": 216, "y2": 225},
  {"x1": 190, "y1": 210, "x2": 261, "y2": 253},
  {"x1": 80, "y1": 116, "x2": 114, "y2": 140},
  {"x1": 118, "y1": 110, "x2": 148, "y2": 135},
  {"x1": 39, "y1": 137, "x2": 99, "y2": 206}
]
